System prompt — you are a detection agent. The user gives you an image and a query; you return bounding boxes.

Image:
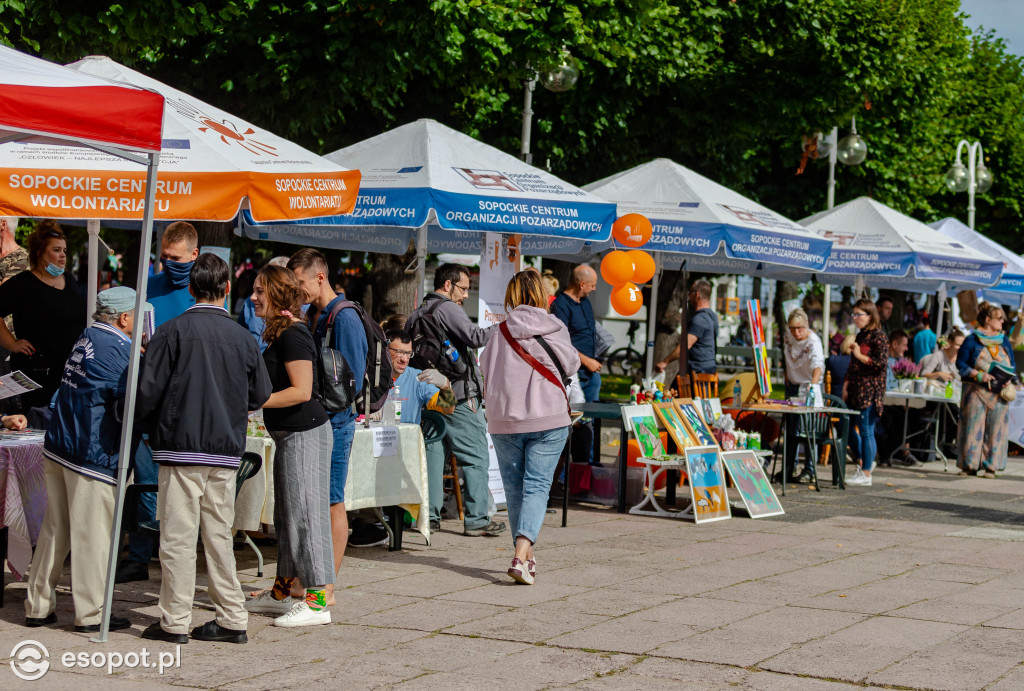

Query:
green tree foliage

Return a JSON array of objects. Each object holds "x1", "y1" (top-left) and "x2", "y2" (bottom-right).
[{"x1": 2, "y1": 0, "x2": 1022, "y2": 247}]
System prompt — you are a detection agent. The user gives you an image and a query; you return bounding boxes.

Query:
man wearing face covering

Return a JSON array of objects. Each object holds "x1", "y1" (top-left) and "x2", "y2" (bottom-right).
[
  {"x1": 116, "y1": 221, "x2": 201, "y2": 583},
  {"x1": 148, "y1": 222, "x2": 201, "y2": 328}
]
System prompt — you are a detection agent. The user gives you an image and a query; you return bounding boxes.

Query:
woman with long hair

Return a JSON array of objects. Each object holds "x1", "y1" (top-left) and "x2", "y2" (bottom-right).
[
  {"x1": 956, "y1": 303, "x2": 1014, "y2": 478},
  {"x1": 843, "y1": 298, "x2": 889, "y2": 487},
  {"x1": 479, "y1": 270, "x2": 579, "y2": 584},
  {"x1": 245, "y1": 265, "x2": 335, "y2": 627},
  {"x1": 0, "y1": 220, "x2": 85, "y2": 408}
]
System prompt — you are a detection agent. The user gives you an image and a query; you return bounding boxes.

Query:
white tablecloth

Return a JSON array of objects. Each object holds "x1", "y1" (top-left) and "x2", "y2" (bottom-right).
[
  {"x1": 233, "y1": 436, "x2": 277, "y2": 531},
  {"x1": 345, "y1": 423, "x2": 429, "y2": 541}
]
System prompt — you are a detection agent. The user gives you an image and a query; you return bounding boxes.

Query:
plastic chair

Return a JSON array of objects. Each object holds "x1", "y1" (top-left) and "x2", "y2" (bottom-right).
[
  {"x1": 690, "y1": 372, "x2": 719, "y2": 399},
  {"x1": 796, "y1": 410, "x2": 831, "y2": 492},
  {"x1": 422, "y1": 410, "x2": 463, "y2": 521}
]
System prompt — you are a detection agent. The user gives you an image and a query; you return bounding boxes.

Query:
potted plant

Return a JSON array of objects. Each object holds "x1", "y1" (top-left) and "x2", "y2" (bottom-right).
[{"x1": 891, "y1": 357, "x2": 921, "y2": 393}]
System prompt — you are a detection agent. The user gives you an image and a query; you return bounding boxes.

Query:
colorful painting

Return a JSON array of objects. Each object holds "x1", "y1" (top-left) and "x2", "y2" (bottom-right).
[
  {"x1": 721, "y1": 450, "x2": 785, "y2": 518},
  {"x1": 653, "y1": 402, "x2": 698, "y2": 450},
  {"x1": 630, "y1": 415, "x2": 665, "y2": 458},
  {"x1": 693, "y1": 397, "x2": 722, "y2": 426},
  {"x1": 748, "y1": 299, "x2": 773, "y2": 398},
  {"x1": 673, "y1": 398, "x2": 717, "y2": 447},
  {"x1": 683, "y1": 446, "x2": 732, "y2": 523}
]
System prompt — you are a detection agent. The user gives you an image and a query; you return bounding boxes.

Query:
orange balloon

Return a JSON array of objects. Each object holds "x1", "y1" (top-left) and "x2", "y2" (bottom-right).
[
  {"x1": 610, "y1": 282, "x2": 643, "y2": 316},
  {"x1": 612, "y1": 213, "x2": 652, "y2": 248},
  {"x1": 600, "y1": 250, "x2": 634, "y2": 286},
  {"x1": 628, "y1": 249, "x2": 655, "y2": 284}
]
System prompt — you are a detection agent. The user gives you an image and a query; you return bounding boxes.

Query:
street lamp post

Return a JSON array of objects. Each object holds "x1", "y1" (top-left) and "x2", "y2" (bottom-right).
[
  {"x1": 520, "y1": 56, "x2": 579, "y2": 164},
  {"x1": 945, "y1": 140, "x2": 993, "y2": 230},
  {"x1": 820, "y1": 117, "x2": 868, "y2": 346}
]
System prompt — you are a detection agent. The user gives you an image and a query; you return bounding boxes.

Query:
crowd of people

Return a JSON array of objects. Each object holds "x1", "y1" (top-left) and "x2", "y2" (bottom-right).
[
  {"x1": 4, "y1": 214, "x2": 1021, "y2": 641},
  {"x1": 6, "y1": 219, "x2": 588, "y2": 642}
]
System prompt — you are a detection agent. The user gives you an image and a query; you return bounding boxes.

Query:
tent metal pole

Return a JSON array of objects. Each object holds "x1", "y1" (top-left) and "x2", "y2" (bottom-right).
[
  {"x1": 94, "y1": 151, "x2": 160, "y2": 643},
  {"x1": 679, "y1": 260, "x2": 688, "y2": 387},
  {"x1": 935, "y1": 284, "x2": 947, "y2": 339},
  {"x1": 645, "y1": 252, "x2": 660, "y2": 380},
  {"x1": 87, "y1": 219, "x2": 100, "y2": 326}
]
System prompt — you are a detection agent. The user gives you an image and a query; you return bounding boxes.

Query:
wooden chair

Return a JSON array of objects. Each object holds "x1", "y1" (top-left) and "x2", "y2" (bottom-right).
[
  {"x1": 444, "y1": 455, "x2": 465, "y2": 521},
  {"x1": 691, "y1": 372, "x2": 719, "y2": 399},
  {"x1": 675, "y1": 374, "x2": 692, "y2": 398}
]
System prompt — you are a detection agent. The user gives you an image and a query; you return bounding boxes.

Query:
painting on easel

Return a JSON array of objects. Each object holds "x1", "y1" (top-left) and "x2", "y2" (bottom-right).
[
  {"x1": 721, "y1": 450, "x2": 784, "y2": 518},
  {"x1": 748, "y1": 299, "x2": 773, "y2": 400},
  {"x1": 683, "y1": 445, "x2": 731, "y2": 523}
]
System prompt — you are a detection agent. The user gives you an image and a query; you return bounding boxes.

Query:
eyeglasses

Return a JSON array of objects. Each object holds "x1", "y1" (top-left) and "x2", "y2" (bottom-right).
[
  {"x1": 789, "y1": 325, "x2": 807, "y2": 332},
  {"x1": 388, "y1": 347, "x2": 413, "y2": 359},
  {"x1": 454, "y1": 283, "x2": 470, "y2": 293},
  {"x1": 852, "y1": 312, "x2": 868, "y2": 318}
]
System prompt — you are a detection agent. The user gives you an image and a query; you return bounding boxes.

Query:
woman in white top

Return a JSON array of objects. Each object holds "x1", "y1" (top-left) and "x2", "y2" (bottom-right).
[
  {"x1": 920, "y1": 328, "x2": 965, "y2": 382},
  {"x1": 781, "y1": 308, "x2": 825, "y2": 482}
]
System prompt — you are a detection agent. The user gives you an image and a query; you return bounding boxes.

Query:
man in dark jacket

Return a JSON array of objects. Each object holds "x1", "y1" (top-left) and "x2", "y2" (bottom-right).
[
  {"x1": 138, "y1": 254, "x2": 272, "y2": 645},
  {"x1": 24, "y1": 287, "x2": 143, "y2": 633}
]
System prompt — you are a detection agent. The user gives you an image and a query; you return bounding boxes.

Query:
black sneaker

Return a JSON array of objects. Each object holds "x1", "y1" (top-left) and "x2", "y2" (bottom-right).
[
  {"x1": 191, "y1": 620, "x2": 247, "y2": 644},
  {"x1": 115, "y1": 561, "x2": 150, "y2": 583},
  {"x1": 895, "y1": 454, "x2": 923, "y2": 468},
  {"x1": 141, "y1": 622, "x2": 188, "y2": 644},
  {"x1": 25, "y1": 612, "x2": 57, "y2": 628},
  {"x1": 429, "y1": 519, "x2": 441, "y2": 532},
  {"x1": 348, "y1": 521, "x2": 389, "y2": 548},
  {"x1": 75, "y1": 616, "x2": 132, "y2": 633},
  {"x1": 464, "y1": 521, "x2": 507, "y2": 537}
]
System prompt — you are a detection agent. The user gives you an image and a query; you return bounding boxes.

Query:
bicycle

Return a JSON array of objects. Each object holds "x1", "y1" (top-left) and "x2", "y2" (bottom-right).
[{"x1": 606, "y1": 320, "x2": 645, "y2": 377}]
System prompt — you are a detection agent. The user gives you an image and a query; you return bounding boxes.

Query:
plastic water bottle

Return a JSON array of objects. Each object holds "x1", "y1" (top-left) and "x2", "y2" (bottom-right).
[
  {"x1": 733, "y1": 379, "x2": 742, "y2": 405},
  {"x1": 443, "y1": 339, "x2": 459, "y2": 363},
  {"x1": 945, "y1": 380, "x2": 953, "y2": 399},
  {"x1": 393, "y1": 384, "x2": 402, "y2": 421}
]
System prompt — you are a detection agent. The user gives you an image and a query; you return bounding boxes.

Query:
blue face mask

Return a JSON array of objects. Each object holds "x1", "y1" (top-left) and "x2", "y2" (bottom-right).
[
  {"x1": 45, "y1": 262, "x2": 64, "y2": 278},
  {"x1": 163, "y1": 258, "x2": 194, "y2": 288}
]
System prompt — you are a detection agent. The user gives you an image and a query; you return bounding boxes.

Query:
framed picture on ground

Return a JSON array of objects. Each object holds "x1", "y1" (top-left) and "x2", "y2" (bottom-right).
[
  {"x1": 721, "y1": 450, "x2": 785, "y2": 518},
  {"x1": 673, "y1": 398, "x2": 717, "y2": 447},
  {"x1": 653, "y1": 402, "x2": 698, "y2": 450},
  {"x1": 683, "y1": 446, "x2": 732, "y2": 523}
]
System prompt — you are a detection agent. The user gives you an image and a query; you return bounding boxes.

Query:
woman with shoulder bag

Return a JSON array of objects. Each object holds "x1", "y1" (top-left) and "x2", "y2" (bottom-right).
[
  {"x1": 956, "y1": 302, "x2": 1015, "y2": 478},
  {"x1": 843, "y1": 299, "x2": 889, "y2": 487},
  {"x1": 479, "y1": 270, "x2": 580, "y2": 585}
]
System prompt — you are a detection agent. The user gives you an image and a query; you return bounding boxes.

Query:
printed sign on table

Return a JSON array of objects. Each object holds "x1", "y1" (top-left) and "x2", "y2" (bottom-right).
[{"x1": 371, "y1": 426, "x2": 400, "y2": 457}]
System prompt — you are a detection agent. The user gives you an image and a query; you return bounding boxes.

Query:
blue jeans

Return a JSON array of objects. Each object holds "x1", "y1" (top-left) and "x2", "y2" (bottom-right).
[
  {"x1": 492, "y1": 426, "x2": 569, "y2": 546},
  {"x1": 856, "y1": 405, "x2": 880, "y2": 472},
  {"x1": 578, "y1": 368, "x2": 601, "y2": 402},
  {"x1": 127, "y1": 440, "x2": 157, "y2": 565},
  {"x1": 329, "y1": 415, "x2": 355, "y2": 504}
]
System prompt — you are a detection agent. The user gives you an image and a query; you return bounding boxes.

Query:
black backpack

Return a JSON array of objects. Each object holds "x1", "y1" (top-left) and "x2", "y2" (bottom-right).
[
  {"x1": 316, "y1": 300, "x2": 393, "y2": 415},
  {"x1": 407, "y1": 299, "x2": 469, "y2": 381}
]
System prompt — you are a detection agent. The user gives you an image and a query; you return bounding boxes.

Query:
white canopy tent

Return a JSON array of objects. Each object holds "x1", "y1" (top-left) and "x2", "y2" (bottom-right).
[
  {"x1": 583, "y1": 158, "x2": 835, "y2": 378},
  {"x1": 930, "y1": 217, "x2": 1024, "y2": 309},
  {"x1": 0, "y1": 44, "x2": 165, "y2": 643}
]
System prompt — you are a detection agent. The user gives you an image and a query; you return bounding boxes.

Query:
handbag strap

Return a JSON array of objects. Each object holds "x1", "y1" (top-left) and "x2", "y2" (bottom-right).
[
  {"x1": 499, "y1": 321, "x2": 570, "y2": 413},
  {"x1": 533, "y1": 334, "x2": 569, "y2": 383}
]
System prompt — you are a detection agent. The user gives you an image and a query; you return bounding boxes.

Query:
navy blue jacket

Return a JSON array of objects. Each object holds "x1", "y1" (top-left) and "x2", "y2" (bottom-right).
[{"x1": 44, "y1": 323, "x2": 131, "y2": 484}]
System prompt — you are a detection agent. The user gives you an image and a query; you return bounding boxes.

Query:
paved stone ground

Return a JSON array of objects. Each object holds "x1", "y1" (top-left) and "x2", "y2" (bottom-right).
[{"x1": 3, "y1": 456, "x2": 1024, "y2": 690}]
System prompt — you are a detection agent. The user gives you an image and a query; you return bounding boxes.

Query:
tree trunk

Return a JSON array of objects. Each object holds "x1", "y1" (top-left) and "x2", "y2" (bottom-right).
[
  {"x1": 192, "y1": 220, "x2": 234, "y2": 249},
  {"x1": 365, "y1": 240, "x2": 420, "y2": 322}
]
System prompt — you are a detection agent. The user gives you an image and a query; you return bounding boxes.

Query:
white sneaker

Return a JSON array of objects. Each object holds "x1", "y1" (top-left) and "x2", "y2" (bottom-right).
[
  {"x1": 273, "y1": 601, "x2": 331, "y2": 628},
  {"x1": 846, "y1": 470, "x2": 872, "y2": 486},
  {"x1": 245, "y1": 592, "x2": 296, "y2": 615}
]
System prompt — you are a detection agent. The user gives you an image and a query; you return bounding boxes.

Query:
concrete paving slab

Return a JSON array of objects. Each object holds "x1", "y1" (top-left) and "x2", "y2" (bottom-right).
[
  {"x1": 444, "y1": 605, "x2": 609, "y2": 643},
  {"x1": 353, "y1": 598, "x2": 509, "y2": 632},
  {"x1": 548, "y1": 614, "x2": 697, "y2": 654},
  {"x1": 799, "y1": 576, "x2": 967, "y2": 615},
  {"x1": 652, "y1": 606, "x2": 866, "y2": 666},
  {"x1": 384, "y1": 633, "x2": 531, "y2": 672},
  {"x1": 980, "y1": 608, "x2": 1024, "y2": 630},
  {"x1": 760, "y1": 615, "x2": 967, "y2": 681},
  {"x1": 904, "y1": 562, "x2": 1008, "y2": 585},
  {"x1": 435, "y1": 579, "x2": 583, "y2": 607},
  {"x1": 446, "y1": 646, "x2": 637, "y2": 687},
  {"x1": 638, "y1": 595, "x2": 775, "y2": 629},
  {"x1": 985, "y1": 663, "x2": 1024, "y2": 690},
  {"x1": 628, "y1": 655, "x2": 751, "y2": 685},
  {"x1": 866, "y1": 625, "x2": 1024, "y2": 690}
]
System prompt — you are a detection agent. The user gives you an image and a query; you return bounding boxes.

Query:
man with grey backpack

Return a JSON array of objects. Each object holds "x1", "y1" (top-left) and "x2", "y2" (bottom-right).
[{"x1": 408, "y1": 263, "x2": 506, "y2": 537}]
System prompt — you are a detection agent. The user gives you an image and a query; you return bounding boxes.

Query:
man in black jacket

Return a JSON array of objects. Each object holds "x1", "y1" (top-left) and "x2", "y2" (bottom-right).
[{"x1": 138, "y1": 254, "x2": 272, "y2": 645}]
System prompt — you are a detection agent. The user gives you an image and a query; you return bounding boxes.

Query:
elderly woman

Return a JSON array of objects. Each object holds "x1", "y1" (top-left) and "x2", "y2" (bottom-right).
[
  {"x1": 0, "y1": 220, "x2": 85, "y2": 409},
  {"x1": 782, "y1": 308, "x2": 825, "y2": 482},
  {"x1": 479, "y1": 270, "x2": 579, "y2": 585},
  {"x1": 956, "y1": 303, "x2": 1014, "y2": 478},
  {"x1": 843, "y1": 299, "x2": 889, "y2": 487}
]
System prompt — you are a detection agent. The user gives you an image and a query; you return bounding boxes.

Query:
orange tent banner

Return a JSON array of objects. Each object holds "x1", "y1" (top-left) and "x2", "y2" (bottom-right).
[{"x1": 0, "y1": 168, "x2": 359, "y2": 221}]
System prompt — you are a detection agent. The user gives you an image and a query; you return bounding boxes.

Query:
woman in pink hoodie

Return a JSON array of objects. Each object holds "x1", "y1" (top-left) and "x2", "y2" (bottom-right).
[{"x1": 480, "y1": 270, "x2": 580, "y2": 585}]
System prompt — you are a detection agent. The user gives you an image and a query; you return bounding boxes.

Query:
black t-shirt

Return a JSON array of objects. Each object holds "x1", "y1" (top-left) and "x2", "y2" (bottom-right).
[
  {"x1": 262, "y1": 324, "x2": 328, "y2": 432},
  {"x1": 0, "y1": 269, "x2": 85, "y2": 375}
]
